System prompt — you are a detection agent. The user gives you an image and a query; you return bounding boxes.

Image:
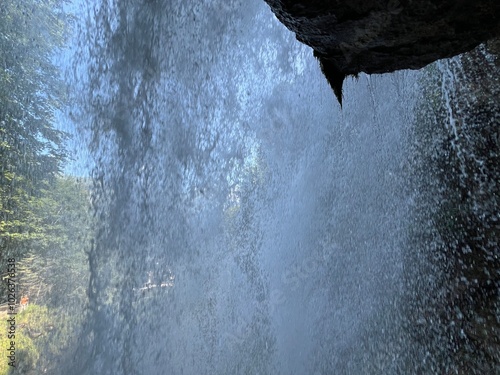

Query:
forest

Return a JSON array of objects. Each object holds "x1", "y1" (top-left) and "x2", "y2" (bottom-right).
[{"x1": 0, "y1": 1, "x2": 89, "y2": 373}]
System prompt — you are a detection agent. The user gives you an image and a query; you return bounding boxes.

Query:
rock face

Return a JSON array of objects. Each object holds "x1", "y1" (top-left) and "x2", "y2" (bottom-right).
[{"x1": 264, "y1": 0, "x2": 500, "y2": 104}]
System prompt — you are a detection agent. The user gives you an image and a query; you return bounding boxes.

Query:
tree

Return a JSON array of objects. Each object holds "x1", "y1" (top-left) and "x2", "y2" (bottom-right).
[
  {"x1": 0, "y1": 3, "x2": 89, "y2": 373},
  {"x1": 0, "y1": 0, "x2": 72, "y2": 260}
]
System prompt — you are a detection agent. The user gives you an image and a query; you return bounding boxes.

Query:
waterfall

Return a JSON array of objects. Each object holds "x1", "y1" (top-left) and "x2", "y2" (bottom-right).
[{"x1": 59, "y1": 0, "x2": 500, "y2": 374}]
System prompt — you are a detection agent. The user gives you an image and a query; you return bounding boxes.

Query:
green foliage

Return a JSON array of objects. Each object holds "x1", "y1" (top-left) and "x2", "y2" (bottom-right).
[
  {"x1": 14, "y1": 177, "x2": 91, "y2": 372},
  {"x1": 0, "y1": 305, "x2": 51, "y2": 375},
  {"x1": 0, "y1": 1, "x2": 90, "y2": 373},
  {"x1": 0, "y1": 304, "x2": 85, "y2": 375},
  {"x1": 0, "y1": 0, "x2": 73, "y2": 257},
  {"x1": 0, "y1": 176, "x2": 91, "y2": 374},
  {"x1": 16, "y1": 176, "x2": 92, "y2": 307},
  {"x1": 0, "y1": 333, "x2": 38, "y2": 375}
]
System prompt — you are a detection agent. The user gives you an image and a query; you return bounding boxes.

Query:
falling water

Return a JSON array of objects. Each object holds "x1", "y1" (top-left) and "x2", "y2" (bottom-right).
[{"x1": 55, "y1": 0, "x2": 499, "y2": 374}]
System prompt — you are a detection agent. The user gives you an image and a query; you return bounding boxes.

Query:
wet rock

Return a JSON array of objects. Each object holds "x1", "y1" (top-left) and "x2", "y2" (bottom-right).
[{"x1": 264, "y1": 0, "x2": 500, "y2": 104}]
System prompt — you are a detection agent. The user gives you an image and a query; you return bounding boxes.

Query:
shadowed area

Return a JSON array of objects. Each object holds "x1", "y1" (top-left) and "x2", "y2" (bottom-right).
[{"x1": 264, "y1": 0, "x2": 500, "y2": 103}]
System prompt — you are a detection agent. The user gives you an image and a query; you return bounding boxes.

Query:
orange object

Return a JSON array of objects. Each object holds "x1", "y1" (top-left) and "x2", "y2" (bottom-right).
[{"x1": 20, "y1": 296, "x2": 29, "y2": 306}]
